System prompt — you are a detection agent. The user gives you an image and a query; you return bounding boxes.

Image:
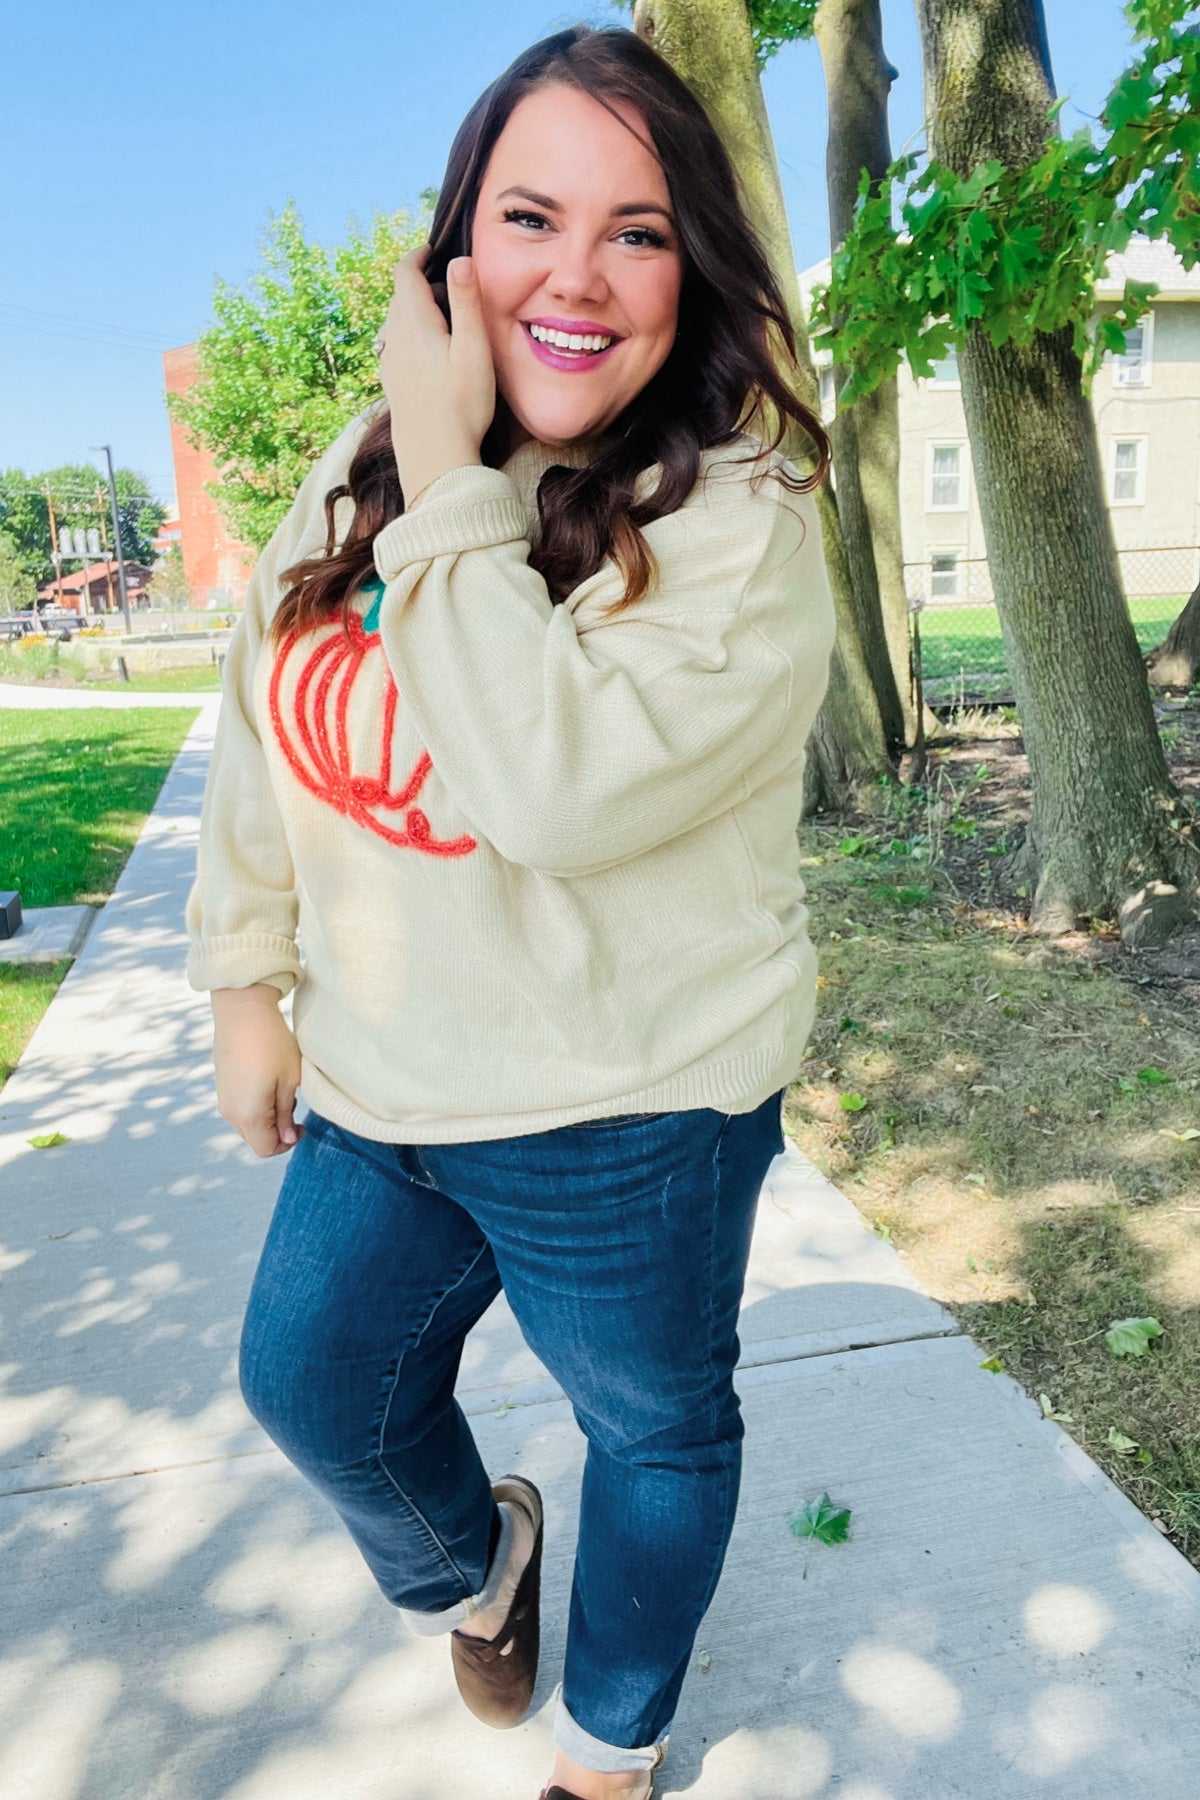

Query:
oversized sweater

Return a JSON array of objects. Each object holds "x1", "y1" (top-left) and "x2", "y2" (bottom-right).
[{"x1": 185, "y1": 406, "x2": 837, "y2": 1143}]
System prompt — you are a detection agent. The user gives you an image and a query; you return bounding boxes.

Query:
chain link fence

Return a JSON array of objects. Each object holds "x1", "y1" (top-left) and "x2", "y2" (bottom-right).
[{"x1": 907, "y1": 544, "x2": 1200, "y2": 707}]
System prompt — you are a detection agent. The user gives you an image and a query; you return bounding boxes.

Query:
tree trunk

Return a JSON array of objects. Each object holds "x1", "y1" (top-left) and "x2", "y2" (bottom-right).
[
  {"x1": 814, "y1": 0, "x2": 922, "y2": 752},
  {"x1": 633, "y1": 0, "x2": 895, "y2": 811},
  {"x1": 916, "y1": 0, "x2": 1200, "y2": 943},
  {"x1": 1146, "y1": 579, "x2": 1200, "y2": 691}
]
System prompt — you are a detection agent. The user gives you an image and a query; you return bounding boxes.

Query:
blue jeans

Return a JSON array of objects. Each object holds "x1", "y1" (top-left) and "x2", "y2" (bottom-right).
[{"x1": 238, "y1": 1090, "x2": 787, "y2": 1774}]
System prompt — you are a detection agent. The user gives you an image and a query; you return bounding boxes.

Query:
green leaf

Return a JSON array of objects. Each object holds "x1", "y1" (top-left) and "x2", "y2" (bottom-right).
[
  {"x1": 1159, "y1": 1127, "x2": 1200, "y2": 1142},
  {"x1": 840, "y1": 1093, "x2": 868, "y2": 1112},
  {"x1": 27, "y1": 1131, "x2": 70, "y2": 1149},
  {"x1": 1104, "y1": 1316, "x2": 1165, "y2": 1357},
  {"x1": 979, "y1": 1356, "x2": 1005, "y2": 1373},
  {"x1": 1137, "y1": 1067, "x2": 1173, "y2": 1084},
  {"x1": 1107, "y1": 1427, "x2": 1140, "y2": 1455},
  {"x1": 788, "y1": 1492, "x2": 852, "y2": 1545}
]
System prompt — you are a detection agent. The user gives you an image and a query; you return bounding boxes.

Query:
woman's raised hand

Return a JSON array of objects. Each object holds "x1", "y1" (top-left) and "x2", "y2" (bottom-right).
[{"x1": 377, "y1": 244, "x2": 493, "y2": 505}]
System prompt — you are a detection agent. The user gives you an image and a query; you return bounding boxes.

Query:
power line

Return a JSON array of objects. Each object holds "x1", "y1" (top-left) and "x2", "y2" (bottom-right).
[
  {"x1": 0, "y1": 301, "x2": 182, "y2": 351},
  {"x1": 1, "y1": 488, "x2": 167, "y2": 510}
]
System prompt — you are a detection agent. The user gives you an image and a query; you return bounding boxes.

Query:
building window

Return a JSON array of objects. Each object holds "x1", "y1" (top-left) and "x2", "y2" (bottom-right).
[
  {"x1": 927, "y1": 442, "x2": 967, "y2": 510},
  {"x1": 1109, "y1": 436, "x2": 1147, "y2": 505},
  {"x1": 1112, "y1": 313, "x2": 1154, "y2": 388},
  {"x1": 928, "y1": 346, "x2": 960, "y2": 387},
  {"x1": 930, "y1": 551, "x2": 961, "y2": 598}
]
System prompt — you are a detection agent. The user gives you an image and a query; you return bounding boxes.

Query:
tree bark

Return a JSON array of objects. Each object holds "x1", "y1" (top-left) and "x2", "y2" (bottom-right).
[
  {"x1": 632, "y1": 0, "x2": 895, "y2": 811},
  {"x1": 915, "y1": 0, "x2": 1200, "y2": 943},
  {"x1": 814, "y1": 0, "x2": 920, "y2": 753},
  {"x1": 1146, "y1": 579, "x2": 1200, "y2": 691}
]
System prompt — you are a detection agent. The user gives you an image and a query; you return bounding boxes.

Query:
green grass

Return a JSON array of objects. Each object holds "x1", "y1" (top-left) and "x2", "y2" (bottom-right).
[
  {"x1": 918, "y1": 595, "x2": 1186, "y2": 685},
  {"x1": 786, "y1": 762, "x2": 1200, "y2": 1563},
  {"x1": 0, "y1": 708, "x2": 200, "y2": 906},
  {"x1": 0, "y1": 961, "x2": 72, "y2": 1086},
  {"x1": 0, "y1": 708, "x2": 200, "y2": 1089}
]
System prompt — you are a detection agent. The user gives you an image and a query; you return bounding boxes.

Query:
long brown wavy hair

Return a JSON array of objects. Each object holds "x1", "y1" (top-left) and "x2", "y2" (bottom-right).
[{"x1": 270, "y1": 23, "x2": 830, "y2": 644}]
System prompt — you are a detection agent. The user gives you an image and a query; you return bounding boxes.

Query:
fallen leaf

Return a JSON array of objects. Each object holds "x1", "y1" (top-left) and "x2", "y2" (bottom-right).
[
  {"x1": 1107, "y1": 1428, "x2": 1139, "y2": 1455},
  {"x1": 1159, "y1": 1128, "x2": 1200, "y2": 1142},
  {"x1": 697, "y1": 1650, "x2": 712, "y2": 1674},
  {"x1": 1104, "y1": 1317, "x2": 1164, "y2": 1358},
  {"x1": 27, "y1": 1132, "x2": 70, "y2": 1149},
  {"x1": 788, "y1": 1492, "x2": 852, "y2": 1545},
  {"x1": 979, "y1": 1356, "x2": 1005, "y2": 1373}
]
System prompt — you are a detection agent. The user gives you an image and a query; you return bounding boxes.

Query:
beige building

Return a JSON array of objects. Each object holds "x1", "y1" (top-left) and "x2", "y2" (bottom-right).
[{"x1": 802, "y1": 238, "x2": 1200, "y2": 608}]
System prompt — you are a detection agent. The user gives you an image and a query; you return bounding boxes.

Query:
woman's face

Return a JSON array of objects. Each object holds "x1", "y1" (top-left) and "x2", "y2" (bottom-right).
[{"x1": 469, "y1": 84, "x2": 683, "y2": 450}]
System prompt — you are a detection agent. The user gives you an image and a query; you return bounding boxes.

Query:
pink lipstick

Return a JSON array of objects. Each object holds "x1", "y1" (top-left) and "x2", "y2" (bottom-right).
[{"x1": 521, "y1": 321, "x2": 622, "y2": 374}]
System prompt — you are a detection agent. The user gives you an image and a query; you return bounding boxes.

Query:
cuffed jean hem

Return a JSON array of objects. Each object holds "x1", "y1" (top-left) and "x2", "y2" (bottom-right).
[
  {"x1": 553, "y1": 1691, "x2": 670, "y2": 1774},
  {"x1": 397, "y1": 1499, "x2": 514, "y2": 1638}
]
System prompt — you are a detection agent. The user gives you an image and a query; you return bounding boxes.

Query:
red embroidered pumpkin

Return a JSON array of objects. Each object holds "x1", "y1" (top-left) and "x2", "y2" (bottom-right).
[{"x1": 268, "y1": 587, "x2": 477, "y2": 859}]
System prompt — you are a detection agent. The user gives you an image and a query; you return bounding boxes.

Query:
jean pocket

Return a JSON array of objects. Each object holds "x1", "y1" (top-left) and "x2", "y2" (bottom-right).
[{"x1": 564, "y1": 1111, "x2": 669, "y2": 1131}]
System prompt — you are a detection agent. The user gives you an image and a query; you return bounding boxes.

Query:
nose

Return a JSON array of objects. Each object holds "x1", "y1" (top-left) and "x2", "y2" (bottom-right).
[{"x1": 544, "y1": 232, "x2": 610, "y2": 308}]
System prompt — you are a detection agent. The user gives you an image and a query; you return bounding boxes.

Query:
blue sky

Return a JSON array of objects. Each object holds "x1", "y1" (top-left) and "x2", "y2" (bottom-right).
[{"x1": 1, "y1": 1, "x2": 1136, "y2": 501}]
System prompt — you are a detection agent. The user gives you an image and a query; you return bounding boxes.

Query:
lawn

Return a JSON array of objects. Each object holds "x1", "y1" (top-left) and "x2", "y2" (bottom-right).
[
  {"x1": 0, "y1": 707, "x2": 201, "y2": 1086},
  {"x1": 786, "y1": 718, "x2": 1200, "y2": 1566},
  {"x1": 918, "y1": 594, "x2": 1185, "y2": 688}
]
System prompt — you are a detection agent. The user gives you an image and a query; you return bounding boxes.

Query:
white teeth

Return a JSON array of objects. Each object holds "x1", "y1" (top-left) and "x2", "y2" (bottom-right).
[{"x1": 528, "y1": 323, "x2": 613, "y2": 352}]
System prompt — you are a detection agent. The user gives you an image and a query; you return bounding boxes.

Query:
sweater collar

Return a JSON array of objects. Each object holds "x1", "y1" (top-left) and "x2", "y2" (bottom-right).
[{"x1": 499, "y1": 431, "x2": 617, "y2": 485}]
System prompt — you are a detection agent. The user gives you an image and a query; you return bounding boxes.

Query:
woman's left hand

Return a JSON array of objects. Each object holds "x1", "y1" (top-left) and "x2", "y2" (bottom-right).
[{"x1": 377, "y1": 244, "x2": 494, "y2": 504}]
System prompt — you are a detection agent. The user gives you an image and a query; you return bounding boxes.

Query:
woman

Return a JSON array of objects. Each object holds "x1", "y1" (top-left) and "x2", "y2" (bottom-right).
[{"x1": 186, "y1": 23, "x2": 835, "y2": 1800}]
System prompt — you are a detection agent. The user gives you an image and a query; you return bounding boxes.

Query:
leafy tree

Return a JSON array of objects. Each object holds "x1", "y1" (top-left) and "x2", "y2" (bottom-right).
[
  {"x1": 0, "y1": 533, "x2": 35, "y2": 614},
  {"x1": 0, "y1": 466, "x2": 164, "y2": 584},
  {"x1": 147, "y1": 543, "x2": 191, "y2": 608},
  {"x1": 812, "y1": 0, "x2": 1199, "y2": 399},
  {"x1": 815, "y1": 0, "x2": 1199, "y2": 940},
  {"x1": 0, "y1": 474, "x2": 51, "y2": 584},
  {"x1": 169, "y1": 200, "x2": 432, "y2": 552}
]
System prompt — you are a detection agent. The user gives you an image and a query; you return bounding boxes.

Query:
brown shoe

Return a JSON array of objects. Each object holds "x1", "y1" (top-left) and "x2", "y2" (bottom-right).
[
  {"x1": 450, "y1": 1474, "x2": 543, "y2": 1728},
  {"x1": 538, "y1": 1787, "x2": 655, "y2": 1800}
]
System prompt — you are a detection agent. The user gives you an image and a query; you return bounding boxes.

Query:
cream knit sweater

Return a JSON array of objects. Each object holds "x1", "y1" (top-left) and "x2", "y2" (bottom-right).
[{"x1": 185, "y1": 407, "x2": 836, "y2": 1142}]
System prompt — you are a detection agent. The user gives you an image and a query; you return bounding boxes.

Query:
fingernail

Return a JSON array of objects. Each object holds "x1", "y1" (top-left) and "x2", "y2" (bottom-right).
[{"x1": 450, "y1": 256, "x2": 472, "y2": 284}]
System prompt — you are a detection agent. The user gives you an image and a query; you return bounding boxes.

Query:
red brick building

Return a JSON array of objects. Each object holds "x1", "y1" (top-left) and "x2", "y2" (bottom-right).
[{"x1": 163, "y1": 345, "x2": 255, "y2": 609}]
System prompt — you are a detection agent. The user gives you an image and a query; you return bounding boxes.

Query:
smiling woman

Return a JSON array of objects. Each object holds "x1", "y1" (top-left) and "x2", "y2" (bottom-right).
[
  {"x1": 269, "y1": 24, "x2": 828, "y2": 640},
  {"x1": 185, "y1": 23, "x2": 836, "y2": 1800}
]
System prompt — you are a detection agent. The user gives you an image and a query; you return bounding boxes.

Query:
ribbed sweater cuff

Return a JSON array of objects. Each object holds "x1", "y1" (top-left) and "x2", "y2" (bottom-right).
[
  {"x1": 372, "y1": 466, "x2": 528, "y2": 580},
  {"x1": 186, "y1": 933, "x2": 301, "y2": 997}
]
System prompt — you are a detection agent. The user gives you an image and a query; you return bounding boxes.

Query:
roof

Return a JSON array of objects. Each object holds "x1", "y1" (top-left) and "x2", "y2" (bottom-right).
[
  {"x1": 37, "y1": 561, "x2": 152, "y2": 597},
  {"x1": 1094, "y1": 237, "x2": 1200, "y2": 298}
]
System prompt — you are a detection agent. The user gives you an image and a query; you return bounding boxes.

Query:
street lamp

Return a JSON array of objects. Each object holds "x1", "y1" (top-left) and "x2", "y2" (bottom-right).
[{"x1": 90, "y1": 445, "x2": 131, "y2": 634}]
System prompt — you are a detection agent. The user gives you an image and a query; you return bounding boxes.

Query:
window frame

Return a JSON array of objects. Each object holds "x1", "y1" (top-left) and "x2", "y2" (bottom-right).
[
  {"x1": 925, "y1": 346, "x2": 962, "y2": 389},
  {"x1": 1108, "y1": 434, "x2": 1148, "y2": 507},
  {"x1": 1111, "y1": 309, "x2": 1155, "y2": 389},
  {"x1": 925, "y1": 439, "x2": 970, "y2": 512},
  {"x1": 929, "y1": 549, "x2": 962, "y2": 599}
]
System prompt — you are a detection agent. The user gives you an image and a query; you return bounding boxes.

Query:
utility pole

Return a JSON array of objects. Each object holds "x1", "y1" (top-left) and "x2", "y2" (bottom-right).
[
  {"x1": 45, "y1": 487, "x2": 65, "y2": 609},
  {"x1": 93, "y1": 444, "x2": 131, "y2": 633}
]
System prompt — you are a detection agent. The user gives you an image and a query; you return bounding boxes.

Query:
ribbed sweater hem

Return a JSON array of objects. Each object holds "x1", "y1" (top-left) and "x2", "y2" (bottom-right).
[{"x1": 296, "y1": 1041, "x2": 803, "y2": 1145}]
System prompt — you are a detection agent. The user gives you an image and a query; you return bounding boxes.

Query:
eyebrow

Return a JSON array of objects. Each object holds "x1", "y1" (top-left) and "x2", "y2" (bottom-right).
[{"x1": 494, "y1": 185, "x2": 675, "y2": 227}]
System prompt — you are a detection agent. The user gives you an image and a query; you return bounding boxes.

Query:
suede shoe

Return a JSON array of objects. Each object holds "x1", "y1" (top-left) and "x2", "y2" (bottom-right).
[
  {"x1": 538, "y1": 1787, "x2": 655, "y2": 1800},
  {"x1": 450, "y1": 1474, "x2": 543, "y2": 1728}
]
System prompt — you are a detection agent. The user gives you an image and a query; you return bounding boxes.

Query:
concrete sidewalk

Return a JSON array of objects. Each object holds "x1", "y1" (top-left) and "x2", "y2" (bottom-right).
[{"x1": 2, "y1": 703, "x2": 1199, "y2": 1799}]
